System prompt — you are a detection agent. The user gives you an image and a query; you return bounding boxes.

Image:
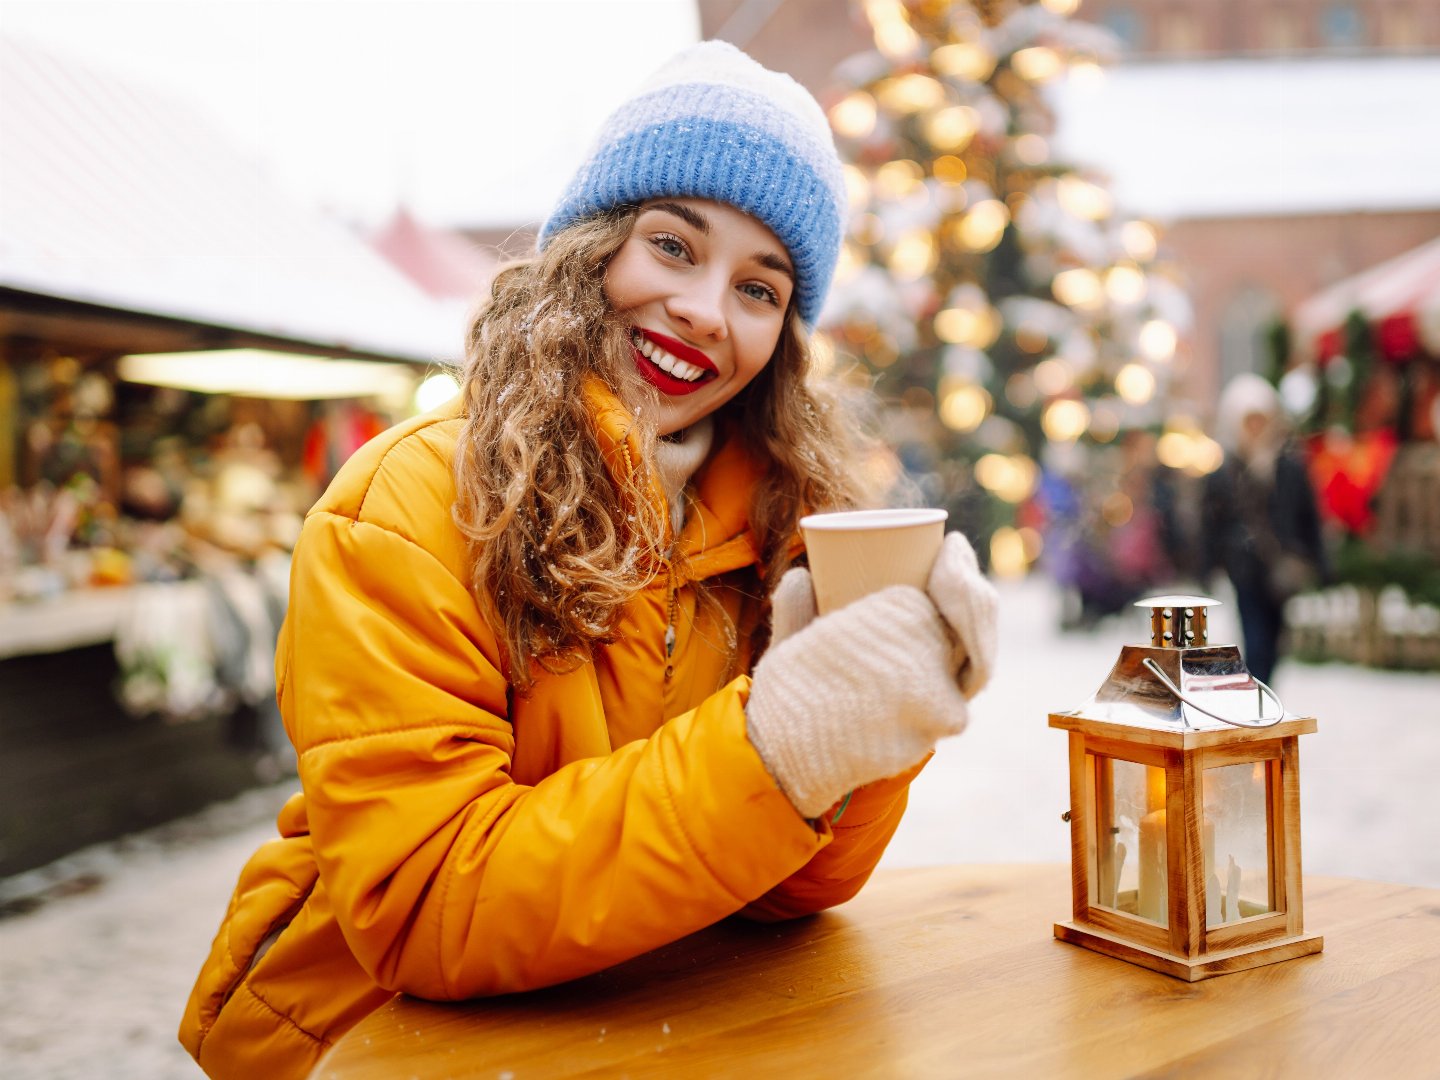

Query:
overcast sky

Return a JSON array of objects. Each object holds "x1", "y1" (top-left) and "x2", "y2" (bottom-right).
[
  {"x1": 1, "y1": 0, "x2": 699, "y2": 228},
  {"x1": 5, "y1": 1, "x2": 1436, "y2": 232}
]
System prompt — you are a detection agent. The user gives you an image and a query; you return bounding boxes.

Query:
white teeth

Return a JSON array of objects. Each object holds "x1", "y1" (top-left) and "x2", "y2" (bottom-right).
[{"x1": 633, "y1": 333, "x2": 705, "y2": 382}]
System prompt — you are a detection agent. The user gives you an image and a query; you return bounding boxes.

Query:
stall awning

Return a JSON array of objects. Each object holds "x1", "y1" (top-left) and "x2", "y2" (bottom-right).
[
  {"x1": 0, "y1": 35, "x2": 464, "y2": 364},
  {"x1": 1292, "y1": 238, "x2": 1440, "y2": 363}
]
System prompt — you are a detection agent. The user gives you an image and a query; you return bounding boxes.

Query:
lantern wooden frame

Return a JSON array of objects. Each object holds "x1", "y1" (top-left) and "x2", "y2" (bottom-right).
[{"x1": 1049, "y1": 709, "x2": 1323, "y2": 981}]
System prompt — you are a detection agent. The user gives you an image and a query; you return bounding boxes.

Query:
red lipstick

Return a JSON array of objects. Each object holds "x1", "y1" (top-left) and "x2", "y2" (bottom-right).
[
  {"x1": 630, "y1": 329, "x2": 717, "y2": 396},
  {"x1": 640, "y1": 330, "x2": 717, "y2": 374}
]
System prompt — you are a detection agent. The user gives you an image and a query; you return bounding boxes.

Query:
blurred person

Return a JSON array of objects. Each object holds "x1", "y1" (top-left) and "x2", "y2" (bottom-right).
[
  {"x1": 1202, "y1": 373, "x2": 1327, "y2": 685},
  {"x1": 178, "y1": 42, "x2": 998, "y2": 1080}
]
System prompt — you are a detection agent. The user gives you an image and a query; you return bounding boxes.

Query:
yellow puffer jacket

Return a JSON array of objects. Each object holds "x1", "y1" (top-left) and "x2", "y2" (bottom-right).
[{"x1": 179, "y1": 383, "x2": 922, "y2": 1079}]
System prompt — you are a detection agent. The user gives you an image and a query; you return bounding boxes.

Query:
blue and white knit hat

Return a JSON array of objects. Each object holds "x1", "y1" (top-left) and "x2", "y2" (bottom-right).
[{"x1": 540, "y1": 40, "x2": 845, "y2": 327}]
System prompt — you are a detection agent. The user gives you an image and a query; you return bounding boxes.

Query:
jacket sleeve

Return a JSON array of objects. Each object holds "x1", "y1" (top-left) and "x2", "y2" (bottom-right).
[
  {"x1": 737, "y1": 758, "x2": 927, "y2": 922},
  {"x1": 280, "y1": 508, "x2": 832, "y2": 1002}
]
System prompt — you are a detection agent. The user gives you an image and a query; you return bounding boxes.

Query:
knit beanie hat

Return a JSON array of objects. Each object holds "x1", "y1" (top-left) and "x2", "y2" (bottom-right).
[
  {"x1": 1215, "y1": 372, "x2": 1282, "y2": 452},
  {"x1": 539, "y1": 40, "x2": 845, "y2": 327}
]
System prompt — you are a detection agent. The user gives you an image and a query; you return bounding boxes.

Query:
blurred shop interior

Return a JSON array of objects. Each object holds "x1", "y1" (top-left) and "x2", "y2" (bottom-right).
[{"x1": 0, "y1": 35, "x2": 491, "y2": 877}]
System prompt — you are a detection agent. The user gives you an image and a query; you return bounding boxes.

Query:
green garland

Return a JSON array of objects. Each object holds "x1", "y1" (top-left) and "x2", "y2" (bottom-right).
[{"x1": 1335, "y1": 536, "x2": 1440, "y2": 608}]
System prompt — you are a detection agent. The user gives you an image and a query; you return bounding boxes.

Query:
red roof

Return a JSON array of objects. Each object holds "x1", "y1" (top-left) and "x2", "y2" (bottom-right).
[{"x1": 371, "y1": 207, "x2": 500, "y2": 302}]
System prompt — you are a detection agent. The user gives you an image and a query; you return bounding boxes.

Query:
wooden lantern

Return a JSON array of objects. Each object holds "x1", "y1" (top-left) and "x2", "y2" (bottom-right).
[{"x1": 1049, "y1": 596, "x2": 1323, "y2": 981}]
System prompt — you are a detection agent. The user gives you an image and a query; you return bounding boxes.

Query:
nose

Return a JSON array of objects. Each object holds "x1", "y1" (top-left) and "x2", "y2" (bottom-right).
[{"x1": 665, "y1": 272, "x2": 727, "y2": 342}]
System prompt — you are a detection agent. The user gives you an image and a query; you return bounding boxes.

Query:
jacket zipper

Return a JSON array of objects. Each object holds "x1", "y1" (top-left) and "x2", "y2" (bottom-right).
[{"x1": 664, "y1": 564, "x2": 678, "y2": 682}]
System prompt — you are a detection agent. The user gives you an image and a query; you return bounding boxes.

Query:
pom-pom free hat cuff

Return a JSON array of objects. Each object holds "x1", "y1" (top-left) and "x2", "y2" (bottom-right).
[{"x1": 540, "y1": 43, "x2": 845, "y2": 326}]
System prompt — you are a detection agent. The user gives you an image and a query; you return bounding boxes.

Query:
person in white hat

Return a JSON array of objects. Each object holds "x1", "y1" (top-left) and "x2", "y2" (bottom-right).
[{"x1": 1203, "y1": 373, "x2": 1327, "y2": 684}]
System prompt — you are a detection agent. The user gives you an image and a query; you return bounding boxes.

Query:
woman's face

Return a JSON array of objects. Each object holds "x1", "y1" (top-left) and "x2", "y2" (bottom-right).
[{"x1": 603, "y1": 198, "x2": 795, "y2": 436}]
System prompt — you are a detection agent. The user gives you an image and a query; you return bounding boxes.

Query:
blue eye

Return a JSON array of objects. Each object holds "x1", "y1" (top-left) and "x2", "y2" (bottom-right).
[
  {"x1": 741, "y1": 282, "x2": 780, "y2": 305},
  {"x1": 652, "y1": 234, "x2": 689, "y2": 259}
]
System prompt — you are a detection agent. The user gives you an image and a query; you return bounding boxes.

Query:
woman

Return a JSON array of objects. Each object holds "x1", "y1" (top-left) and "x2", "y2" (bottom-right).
[{"x1": 180, "y1": 42, "x2": 997, "y2": 1079}]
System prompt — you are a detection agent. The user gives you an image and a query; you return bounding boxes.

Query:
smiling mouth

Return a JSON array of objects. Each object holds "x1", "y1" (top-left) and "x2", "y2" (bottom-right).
[{"x1": 630, "y1": 330, "x2": 716, "y2": 395}]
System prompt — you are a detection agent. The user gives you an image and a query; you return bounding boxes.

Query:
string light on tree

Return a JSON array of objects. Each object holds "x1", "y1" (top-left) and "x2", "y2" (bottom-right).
[{"x1": 821, "y1": 0, "x2": 1193, "y2": 574}]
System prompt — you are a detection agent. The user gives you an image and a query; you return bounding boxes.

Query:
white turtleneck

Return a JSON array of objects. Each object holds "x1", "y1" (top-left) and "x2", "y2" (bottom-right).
[{"x1": 650, "y1": 415, "x2": 715, "y2": 537}]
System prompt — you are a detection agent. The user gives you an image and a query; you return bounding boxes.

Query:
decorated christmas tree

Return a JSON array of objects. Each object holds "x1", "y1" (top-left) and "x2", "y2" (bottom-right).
[{"x1": 819, "y1": 0, "x2": 1200, "y2": 584}]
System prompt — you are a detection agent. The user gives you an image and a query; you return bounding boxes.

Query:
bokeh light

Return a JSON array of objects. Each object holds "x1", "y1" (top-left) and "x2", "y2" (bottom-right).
[
  {"x1": 932, "y1": 41, "x2": 996, "y2": 81},
  {"x1": 939, "y1": 382, "x2": 991, "y2": 432},
  {"x1": 842, "y1": 165, "x2": 871, "y2": 210},
  {"x1": 1052, "y1": 267, "x2": 1104, "y2": 308},
  {"x1": 990, "y1": 526, "x2": 1029, "y2": 578},
  {"x1": 874, "y1": 159, "x2": 925, "y2": 198},
  {"x1": 876, "y1": 73, "x2": 946, "y2": 113},
  {"x1": 1057, "y1": 175, "x2": 1113, "y2": 221},
  {"x1": 864, "y1": 0, "x2": 921, "y2": 58},
  {"x1": 1033, "y1": 357, "x2": 1073, "y2": 396},
  {"x1": 1042, "y1": 398, "x2": 1091, "y2": 441},
  {"x1": 924, "y1": 105, "x2": 979, "y2": 151},
  {"x1": 1011, "y1": 46, "x2": 1063, "y2": 83},
  {"x1": 830, "y1": 92, "x2": 878, "y2": 139},
  {"x1": 1115, "y1": 363, "x2": 1156, "y2": 404},
  {"x1": 1121, "y1": 220, "x2": 1158, "y2": 261},
  {"x1": 1138, "y1": 319, "x2": 1178, "y2": 362},
  {"x1": 888, "y1": 229, "x2": 937, "y2": 279},
  {"x1": 1104, "y1": 265, "x2": 1146, "y2": 304},
  {"x1": 957, "y1": 199, "x2": 1009, "y2": 252},
  {"x1": 975, "y1": 453, "x2": 1040, "y2": 503},
  {"x1": 414, "y1": 371, "x2": 460, "y2": 413},
  {"x1": 933, "y1": 154, "x2": 968, "y2": 185},
  {"x1": 1013, "y1": 133, "x2": 1049, "y2": 165}
]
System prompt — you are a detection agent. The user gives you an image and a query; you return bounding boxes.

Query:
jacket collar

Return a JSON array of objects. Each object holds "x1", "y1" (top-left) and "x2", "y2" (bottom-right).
[{"x1": 581, "y1": 376, "x2": 797, "y2": 582}]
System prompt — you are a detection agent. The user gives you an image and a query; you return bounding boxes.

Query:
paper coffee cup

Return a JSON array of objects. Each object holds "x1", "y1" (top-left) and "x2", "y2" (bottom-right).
[{"x1": 799, "y1": 508, "x2": 947, "y2": 615}]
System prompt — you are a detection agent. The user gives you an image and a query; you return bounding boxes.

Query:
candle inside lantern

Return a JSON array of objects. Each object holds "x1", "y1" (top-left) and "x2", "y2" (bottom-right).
[
  {"x1": 1137, "y1": 766, "x2": 1167, "y2": 922},
  {"x1": 1136, "y1": 766, "x2": 1216, "y2": 925}
]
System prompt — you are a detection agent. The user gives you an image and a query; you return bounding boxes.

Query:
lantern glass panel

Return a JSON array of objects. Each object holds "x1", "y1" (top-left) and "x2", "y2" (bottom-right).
[
  {"x1": 1202, "y1": 761, "x2": 1275, "y2": 927},
  {"x1": 1090, "y1": 756, "x2": 1168, "y2": 926}
]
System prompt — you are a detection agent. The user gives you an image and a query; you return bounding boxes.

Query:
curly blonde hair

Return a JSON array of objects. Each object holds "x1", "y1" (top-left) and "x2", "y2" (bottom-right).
[{"x1": 454, "y1": 205, "x2": 871, "y2": 689}]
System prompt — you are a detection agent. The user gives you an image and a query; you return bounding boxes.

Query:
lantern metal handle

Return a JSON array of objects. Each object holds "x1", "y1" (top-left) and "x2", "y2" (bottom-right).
[{"x1": 1141, "y1": 658, "x2": 1285, "y2": 729}]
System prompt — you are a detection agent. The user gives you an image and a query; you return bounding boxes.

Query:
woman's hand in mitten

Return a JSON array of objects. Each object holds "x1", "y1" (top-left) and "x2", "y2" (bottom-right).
[
  {"x1": 745, "y1": 583, "x2": 970, "y2": 819},
  {"x1": 767, "y1": 565, "x2": 818, "y2": 646},
  {"x1": 925, "y1": 531, "x2": 999, "y2": 699}
]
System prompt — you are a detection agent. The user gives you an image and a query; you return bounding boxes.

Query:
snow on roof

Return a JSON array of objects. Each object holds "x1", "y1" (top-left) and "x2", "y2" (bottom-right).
[
  {"x1": 0, "y1": 35, "x2": 464, "y2": 363},
  {"x1": 1046, "y1": 56, "x2": 1440, "y2": 221}
]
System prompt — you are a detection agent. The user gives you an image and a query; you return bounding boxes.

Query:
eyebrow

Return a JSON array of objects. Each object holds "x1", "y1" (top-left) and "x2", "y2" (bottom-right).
[
  {"x1": 649, "y1": 201, "x2": 710, "y2": 234},
  {"x1": 646, "y1": 201, "x2": 794, "y2": 280},
  {"x1": 755, "y1": 250, "x2": 794, "y2": 280}
]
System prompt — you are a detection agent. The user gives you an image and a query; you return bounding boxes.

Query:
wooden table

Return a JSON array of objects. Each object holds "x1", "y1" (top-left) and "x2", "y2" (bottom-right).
[{"x1": 312, "y1": 864, "x2": 1440, "y2": 1079}]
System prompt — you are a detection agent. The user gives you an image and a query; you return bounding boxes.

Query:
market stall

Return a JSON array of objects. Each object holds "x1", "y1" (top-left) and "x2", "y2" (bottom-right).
[
  {"x1": 0, "y1": 35, "x2": 470, "y2": 875},
  {"x1": 1283, "y1": 238, "x2": 1440, "y2": 669}
]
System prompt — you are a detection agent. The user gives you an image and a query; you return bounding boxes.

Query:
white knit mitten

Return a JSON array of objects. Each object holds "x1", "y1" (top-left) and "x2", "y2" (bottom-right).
[
  {"x1": 747, "y1": 532, "x2": 999, "y2": 818},
  {"x1": 746, "y1": 584, "x2": 964, "y2": 818},
  {"x1": 927, "y1": 531, "x2": 999, "y2": 698},
  {"x1": 768, "y1": 565, "x2": 818, "y2": 646}
]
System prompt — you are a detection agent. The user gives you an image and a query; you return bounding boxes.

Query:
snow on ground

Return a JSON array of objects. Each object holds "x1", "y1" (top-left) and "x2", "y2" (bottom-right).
[
  {"x1": 0, "y1": 785, "x2": 297, "y2": 1080},
  {"x1": 1, "y1": 578, "x2": 1436, "y2": 1079}
]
